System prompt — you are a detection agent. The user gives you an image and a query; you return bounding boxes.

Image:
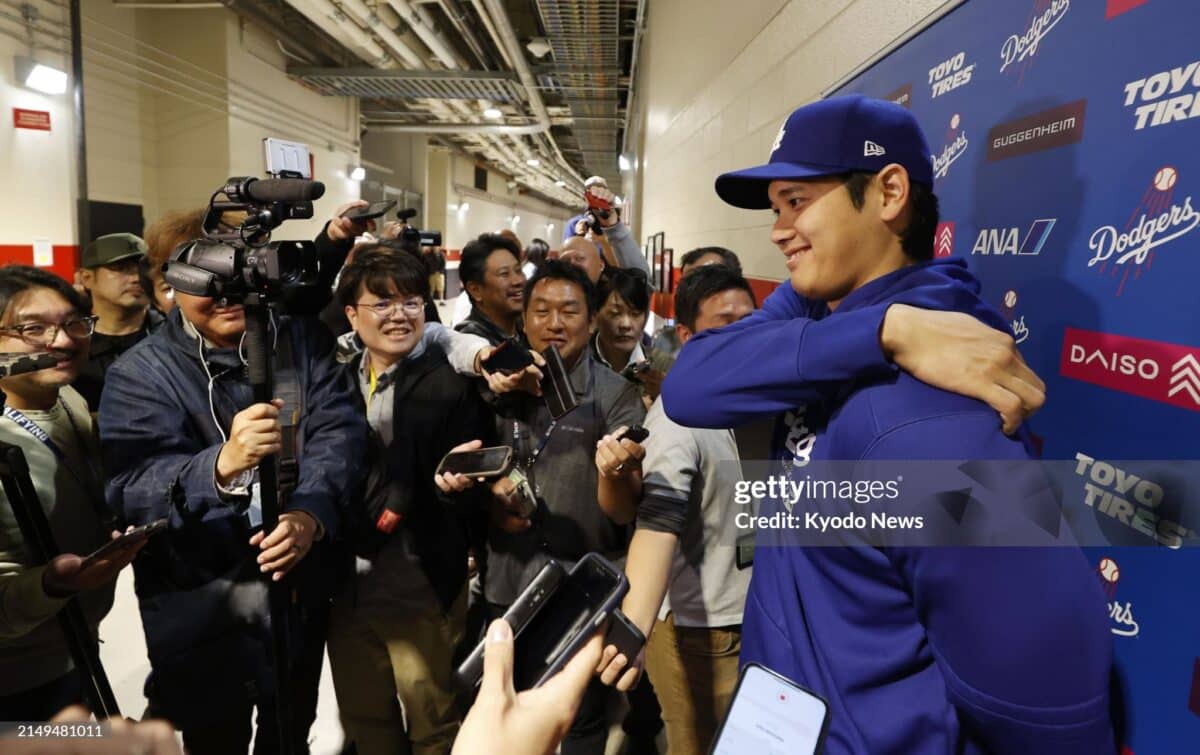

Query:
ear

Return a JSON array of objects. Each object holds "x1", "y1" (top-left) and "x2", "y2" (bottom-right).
[
  {"x1": 675, "y1": 323, "x2": 693, "y2": 345},
  {"x1": 79, "y1": 269, "x2": 95, "y2": 288},
  {"x1": 464, "y1": 280, "x2": 482, "y2": 301},
  {"x1": 344, "y1": 305, "x2": 358, "y2": 332},
  {"x1": 876, "y1": 164, "x2": 911, "y2": 224}
]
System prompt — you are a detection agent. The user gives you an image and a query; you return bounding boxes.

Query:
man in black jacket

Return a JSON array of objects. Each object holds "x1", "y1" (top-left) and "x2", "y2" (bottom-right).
[{"x1": 328, "y1": 246, "x2": 496, "y2": 754}]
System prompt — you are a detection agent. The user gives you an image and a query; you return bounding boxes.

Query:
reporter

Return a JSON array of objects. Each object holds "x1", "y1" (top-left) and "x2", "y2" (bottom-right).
[{"x1": 0, "y1": 266, "x2": 141, "y2": 720}]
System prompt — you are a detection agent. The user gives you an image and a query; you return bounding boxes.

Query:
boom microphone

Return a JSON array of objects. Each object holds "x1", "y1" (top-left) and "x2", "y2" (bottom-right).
[{"x1": 227, "y1": 177, "x2": 326, "y2": 204}]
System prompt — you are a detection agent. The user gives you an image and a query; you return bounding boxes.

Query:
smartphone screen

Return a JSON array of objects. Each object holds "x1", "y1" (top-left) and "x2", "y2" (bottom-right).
[
  {"x1": 439, "y1": 447, "x2": 511, "y2": 477},
  {"x1": 512, "y1": 555, "x2": 625, "y2": 690},
  {"x1": 711, "y1": 664, "x2": 829, "y2": 755}
]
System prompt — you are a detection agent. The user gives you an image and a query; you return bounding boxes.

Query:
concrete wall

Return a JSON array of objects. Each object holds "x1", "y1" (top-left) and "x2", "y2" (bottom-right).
[
  {"x1": 630, "y1": 0, "x2": 950, "y2": 281},
  {"x1": 441, "y1": 152, "x2": 570, "y2": 250}
]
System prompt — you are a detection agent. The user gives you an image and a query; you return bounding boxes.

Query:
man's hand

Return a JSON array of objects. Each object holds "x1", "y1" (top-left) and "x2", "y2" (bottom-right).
[
  {"x1": 435, "y1": 439, "x2": 487, "y2": 494},
  {"x1": 41, "y1": 531, "x2": 146, "y2": 598},
  {"x1": 480, "y1": 348, "x2": 546, "y2": 397},
  {"x1": 881, "y1": 304, "x2": 1046, "y2": 435},
  {"x1": 249, "y1": 510, "x2": 319, "y2": 581},
  {"x1": 216, "y1": 399, "x2": 284, "y2": 485},
  {"x1": 453, "y1": 619, "x2": 603, "y2": 755},
  {"x1": 596, "y1": 643, "x2": 645, "y2": 692},
  {"x1": 326, "y1": 200, "x2": 377, "y2": 242},
  {"x1": 595, "y1": 427, "x2": 645, "y2": 480},
  {"x1": 490, "y1": 477, "x2": 532, "y2": 533}
]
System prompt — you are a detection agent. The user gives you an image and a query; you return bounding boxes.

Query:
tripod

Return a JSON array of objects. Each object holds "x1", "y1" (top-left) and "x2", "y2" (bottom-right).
[{"x1": 0, "y1": 363, "x2": 121, "y2": 719}]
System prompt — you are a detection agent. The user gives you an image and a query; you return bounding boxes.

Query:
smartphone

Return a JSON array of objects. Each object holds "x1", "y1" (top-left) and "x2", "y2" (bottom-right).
[
  {"x1": 604, "y1": 608, "x2": 646, "y2": 662},
  {"x1": 457, "y1": 553, "x2": 628, "y2": 691},
  {"x1": 619, "y1": 425, "x2": 650, "y2": 444},
  {"x1": 455, "y1": 559, "x2": 568, "y2": 690},
  {"x1": 435, "y1": 446, "x2": 513, "y2": 478},
  {"x1": 709, "y1": 663, "x2": 830, "y2": 755},
  {"x1": 81, "y1": 518, "x2": 168, "y2": 569},
  {"x1": 540, "y1": 345, "x2": 579, "y2": 419},
  {"x1": 342, "y1": 200, "x2": 397, "y2": 221},
  {"x1": 481, "y1": 340, "x2": 534, "y2": 375},
  {"x1": 620, "y1": 361, "x2": 650, "y2": 381}
]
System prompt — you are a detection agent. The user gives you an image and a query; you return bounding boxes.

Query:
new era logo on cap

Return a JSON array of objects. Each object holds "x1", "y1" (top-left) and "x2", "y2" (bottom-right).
[{"x1": 864, "y1": 140, "x2": 886, "y2": 157}]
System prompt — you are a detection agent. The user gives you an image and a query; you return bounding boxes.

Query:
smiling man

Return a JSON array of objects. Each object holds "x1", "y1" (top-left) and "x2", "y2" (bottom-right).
[
  {"x1": 456, "y1": 233, "x2": 527, "y2": 345},
  {"x1": 661, "y1": 95, "x2": 1114, "y2": 753}
]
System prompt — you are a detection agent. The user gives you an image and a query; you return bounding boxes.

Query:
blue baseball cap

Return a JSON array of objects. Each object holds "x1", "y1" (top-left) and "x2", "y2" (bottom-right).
[{"x1": 715, "y1": 94, "x2": 934, "y2": 210}]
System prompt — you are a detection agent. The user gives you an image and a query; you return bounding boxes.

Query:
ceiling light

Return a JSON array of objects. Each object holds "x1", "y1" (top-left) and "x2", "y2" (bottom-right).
[
  {"x1": 349, "y1": 165, "x2": 366, "y2": 181},
  {"x1": 483, "y1": 107, "x2": 502, "y2": 119},
  {"x1": 16, "y1": 57, "x2": 66, "y2": 95},
  {"x1": 526, "y1": 158, "x2": 541, "y2": 167},
  {"x1": 526, "y1": 38, "x2": 552, "y2": 58}
]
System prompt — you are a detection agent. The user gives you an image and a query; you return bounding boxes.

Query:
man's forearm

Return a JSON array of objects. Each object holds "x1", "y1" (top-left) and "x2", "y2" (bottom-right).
[
  {"x1": 597, "y1": 473, "x2": 640, "y2": 525},
  {"x1": 620, "y1": 529, "x2": 676, "y2": 635}
]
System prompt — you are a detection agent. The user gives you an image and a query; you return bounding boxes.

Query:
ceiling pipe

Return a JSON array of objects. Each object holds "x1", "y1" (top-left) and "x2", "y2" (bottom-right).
[{"x1": 479, "y1": 0, "x2": 584, "y2": 187}]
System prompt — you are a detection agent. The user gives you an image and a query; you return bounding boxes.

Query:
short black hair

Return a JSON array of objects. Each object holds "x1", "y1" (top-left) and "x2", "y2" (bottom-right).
[
  {"x1": 336, "y1": 245, "x2": 430, "y2": 309},
  {"x1": 523, "y1": 259, "x2": 597, "y2": 316},
  {"x1": 597, "y1": 267, "x2": 651, "y2": 313},
  {"x1": 680, "y1": 246, "x2": 742, "y2": 275},
  {"x1": 673, "y1": 264, "x2": 756, "y2": 331},
  {"x1": 460, "y1": 233, "x2": 523, "y2": 297},
  {"x1": 524, "y1": 238, "x2": 550, "y2": 268},
  {"x1": 0, "y1": 265, "x2": 88, "y2": 325},
  {"x1": 841, "y1": 171, "x2": 939, "y2": 262}
]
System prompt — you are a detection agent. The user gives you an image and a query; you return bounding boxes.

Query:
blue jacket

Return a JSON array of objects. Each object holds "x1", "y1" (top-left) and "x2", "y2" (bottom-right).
[
  {"x1": 661, "y1": 260, "x2": 1114, "y2": 754},
  {"x1": 99, "y1": 309, "x2": 366, "y2": 717}
]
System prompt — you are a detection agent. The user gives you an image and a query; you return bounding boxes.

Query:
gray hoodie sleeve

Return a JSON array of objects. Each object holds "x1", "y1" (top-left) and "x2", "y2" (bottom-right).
[
  {"x1": 426, "y1": 322, "x2": 488, "y2": 375},
  {"x1": 605, "y1": 222, "x2": 653, "y2": 283}
]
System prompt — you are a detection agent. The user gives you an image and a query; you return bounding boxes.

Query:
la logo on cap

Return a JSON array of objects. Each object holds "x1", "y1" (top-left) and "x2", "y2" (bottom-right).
[
  {"x1": 864, "y1": 140, "x2": 886, "y2": 157},
  {"x1": 771, "y1": 123, "x2": 787, "y2": 155}
]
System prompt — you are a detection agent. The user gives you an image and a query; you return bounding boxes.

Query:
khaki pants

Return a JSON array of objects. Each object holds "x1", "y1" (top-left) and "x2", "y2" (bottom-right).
[
  {"x1": 643, "y1": 613, "x2": 741, "y2": 755},
  {"x1": 429, "y1": 272, "x2": 445, "y2": 300},
  {"x1": 328, "y1": 591, "x2": 466, "y2": 755}
]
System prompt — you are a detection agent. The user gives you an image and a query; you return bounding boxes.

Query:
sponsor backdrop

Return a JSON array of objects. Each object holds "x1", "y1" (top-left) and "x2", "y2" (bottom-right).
[{"x1": 835, "y1": 0, "x2": 1200, "y2": 751}]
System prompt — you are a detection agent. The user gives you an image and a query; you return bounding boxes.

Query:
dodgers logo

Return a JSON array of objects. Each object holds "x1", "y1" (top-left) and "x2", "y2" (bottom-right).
[
  {"x1": 932, "y1": 114, "x2": 968, "y2": 181},
  {"x1": 1086, "y1": 166, "x2": 1199, "y2": 295},
  {"x1": 1000, "y1": 0, "x2": 1071, "y2": 75}
]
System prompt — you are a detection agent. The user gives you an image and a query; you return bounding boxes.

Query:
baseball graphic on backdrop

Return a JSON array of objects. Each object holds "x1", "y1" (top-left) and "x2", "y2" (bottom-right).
[
  {"x1": 1153, "y1": 165, "x2": 1177, "y2": 192},
  {"x1": 1099, "y1": 557, "x2": 1119, "y2": 583}
]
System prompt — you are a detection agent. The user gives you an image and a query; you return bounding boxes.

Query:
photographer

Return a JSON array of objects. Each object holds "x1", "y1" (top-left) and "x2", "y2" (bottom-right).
[
  {"x1": 0, "y1": 266, "x2": 144, "y2": 720},
  {"x1": 99, "y1": 243, "x2": 367, "y2": 751},
  {"x1": 564, "y1": 177, "x2": 651, "y2": 281}
]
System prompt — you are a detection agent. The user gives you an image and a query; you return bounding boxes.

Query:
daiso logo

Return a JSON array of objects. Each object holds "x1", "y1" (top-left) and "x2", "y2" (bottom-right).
[{"x1": 1060, "y1": 328, "x2": 1200, "y2": 411}]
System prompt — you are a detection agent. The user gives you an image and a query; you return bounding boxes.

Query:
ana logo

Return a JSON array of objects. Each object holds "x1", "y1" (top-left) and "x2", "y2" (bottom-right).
[
  {"x1": 1061, "y1": 327, "x2": 1200, "y2": 412},
  {"x1": 1087, "y1": 166, "x2": 1198, "y2": 295},
  {"x1": 864, "y1": 140, "x2": 886, "y2": 157},
  {"x1": 1122, "y1": 58, "x2": 1200, "y2": 131},
  {"x1": 884, "y1": 83, "x2": 913, "y2": 109},
  {"x1": 935, "y1": 222, "x2": 954, "y2": 258},
  {"x1": 1000, "y1": 0, "x2": 1071, "y2": 75},
  {"x1": 770, "y1": 123, "x2": 787, "y2": 155},
  {"x1": 972, "y1": 218, "x2": 1056, "y2": 256},
  {"x1": 933, "y1": 114, "x2": 968, "y2": 181},
  {"x1": 1076, "y1": 453, "x2": 1193, "y2": 549},
  {"x1": 928, "y1": 51, "x2": 976, "y2": 98},
  {"x1": 987, "y1": 100, "x2": 1086, "y2": 161},
  {"x1": 1096, "y1": 556, "x2": 1139, "y2": 637}
]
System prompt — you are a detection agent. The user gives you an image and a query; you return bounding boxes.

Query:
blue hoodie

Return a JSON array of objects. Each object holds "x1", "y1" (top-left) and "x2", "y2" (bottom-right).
[{"x1": 661, "y1": 260, "x2": 1114, "y2": 754}]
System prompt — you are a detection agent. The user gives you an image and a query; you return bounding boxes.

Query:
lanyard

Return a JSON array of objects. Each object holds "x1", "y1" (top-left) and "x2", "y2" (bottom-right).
[
  {"x1": 4, "y1": 400, "x2": 111, "y2": 521},
  {"x1": 512, "y1": 418, "x2": 558, "y2": 472}
]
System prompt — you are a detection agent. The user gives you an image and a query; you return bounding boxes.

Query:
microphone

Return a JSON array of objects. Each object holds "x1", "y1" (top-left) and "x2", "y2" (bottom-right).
[
  {"x1": 0, "y1": 353, "x2": 58, "y2": 379},
  {"x1": 227, "y1": 177, "x2": 326, "y2": 204}
]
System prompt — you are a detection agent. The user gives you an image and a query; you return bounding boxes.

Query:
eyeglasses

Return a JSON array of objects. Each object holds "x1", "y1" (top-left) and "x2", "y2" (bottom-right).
[
  {"x1": 355, "y1": 299, "x2": 425, "y2": 318},
  {"x1": 0, "y1": 315, "x2": 98, "y2": 345}
]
